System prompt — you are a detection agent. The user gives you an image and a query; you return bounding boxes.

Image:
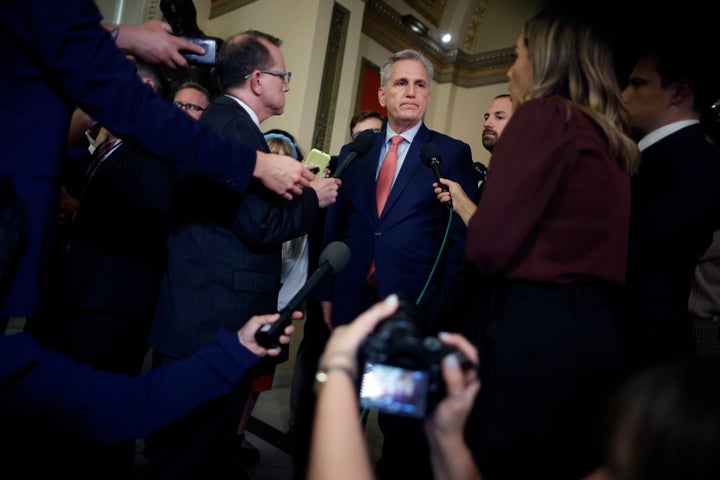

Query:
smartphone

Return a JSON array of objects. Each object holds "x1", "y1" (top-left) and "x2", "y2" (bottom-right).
[
  {"x1": 305, "y1": 148, "x2": 331, "y2": 174},
  {"x1": 358, "y1": 362, "x2": 428, "y2": 419},
  {"x1": 181, "y1": 37, "x2": 218, "y2": 66}
]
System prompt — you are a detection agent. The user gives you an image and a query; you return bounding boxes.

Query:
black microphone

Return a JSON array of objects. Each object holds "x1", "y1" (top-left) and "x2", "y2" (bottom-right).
[
  {"x1": 420, "y1": 143, "x2": 452, "y2": 210},
  {"x1": 332, "y1": 129, "x2": 377, "y2": 179},
  {"x1": 255, "y1": 241, "x2": 351, "y2": 349},
  {"x1": 472, "y1": 162, "x2": 488, "y2": 183}
]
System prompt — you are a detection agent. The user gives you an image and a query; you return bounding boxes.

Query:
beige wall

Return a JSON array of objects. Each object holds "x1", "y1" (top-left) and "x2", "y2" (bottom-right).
[{"x1": 195, "y1": 0, "x2": 509, "y2": 165}]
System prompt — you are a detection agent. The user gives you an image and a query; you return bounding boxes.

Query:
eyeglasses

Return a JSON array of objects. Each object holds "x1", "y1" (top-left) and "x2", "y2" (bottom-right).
[
  {"x1": 351, "y1": 128, "x2": 382, "y2": 140},
  {"x1": 244, "y1": 70, "x2": 292, "y2": 84},
  {"x1": 173, "y1": 101, "x2": 205, "y2": 113}
]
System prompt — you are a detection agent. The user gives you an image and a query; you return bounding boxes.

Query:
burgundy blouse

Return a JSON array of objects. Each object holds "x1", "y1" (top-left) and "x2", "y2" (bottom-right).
[{"x1": 465, "y1": 96, "x2": 631, "y2": 285}]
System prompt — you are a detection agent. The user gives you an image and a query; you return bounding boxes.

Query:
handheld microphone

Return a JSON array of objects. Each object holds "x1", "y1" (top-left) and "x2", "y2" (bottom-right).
[
  {"x1": 332, "y1": 129, "x2": 376, "y2": 179},
  {"x1": 255, "y1": 241, "x2": 351, "y2": 349},
  {"x1": 472, "y1": 162, "x2": 488, "y2": 183},
  {"x1": 420, "y1": 143, "x2": 452, "y2": 210}
]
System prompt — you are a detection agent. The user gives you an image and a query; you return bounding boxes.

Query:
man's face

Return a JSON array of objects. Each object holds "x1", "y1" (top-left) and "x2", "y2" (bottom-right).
[
  {"x1": 482, "y1": 97, "x2": 512, "y2": 153},
  {"x1": 622, "y1": 54, "x2": 673, "y2": 139},
  {"x1": 378, "y1": 59, "x2": 431, "y2": 133},
  {"x1": 258, "y1": 39, "x2": 289, "y2": 121},
  {"x1": 173, "y1": 88, "x2": 209, "y2": 121}
]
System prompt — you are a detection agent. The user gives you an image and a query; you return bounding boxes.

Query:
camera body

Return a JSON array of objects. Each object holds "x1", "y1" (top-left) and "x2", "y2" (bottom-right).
[{"x1": 357, "y1": 296, "x2": 471, "y2": 419}]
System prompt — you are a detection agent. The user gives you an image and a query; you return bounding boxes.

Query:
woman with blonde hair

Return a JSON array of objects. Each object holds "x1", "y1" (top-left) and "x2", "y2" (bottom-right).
[{"x1": 457, "y1": 7, "x2": 640, "y2": 480}]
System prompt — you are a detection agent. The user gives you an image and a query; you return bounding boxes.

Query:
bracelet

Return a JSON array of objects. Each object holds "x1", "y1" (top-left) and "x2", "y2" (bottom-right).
[
  {"x1": 315, "y1": 364, "x2": 356, "y2": 384},
  {"x1": 318, "y1": 349, "x2": 355, "y2": 367}
]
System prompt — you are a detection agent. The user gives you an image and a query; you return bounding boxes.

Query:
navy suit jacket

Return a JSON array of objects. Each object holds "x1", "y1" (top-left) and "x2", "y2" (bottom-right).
[
  {"x1": 150, "y1": 96, "x2": 320, "y2": 358},
  {"x1": 618, "y1": 123, "x2": 720, "y2": 369},
  {"x1": 0, "y1": 1, "x2": 257, "y2": 317},
  {"x1": 320, "y1": 123, "x2": 476, "y2": 332},
  {"x1": 67, "y1": 142, "x2": 176, "y2": 317}
]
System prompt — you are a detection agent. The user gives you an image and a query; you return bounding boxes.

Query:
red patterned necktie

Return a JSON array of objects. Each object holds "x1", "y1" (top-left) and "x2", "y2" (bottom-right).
[
  {"x1": 376, "y1": 135, "x2": 403, "y2": 215},
  {"x1": 368, "y1": 135, "x2": 403, "y2": 281}
]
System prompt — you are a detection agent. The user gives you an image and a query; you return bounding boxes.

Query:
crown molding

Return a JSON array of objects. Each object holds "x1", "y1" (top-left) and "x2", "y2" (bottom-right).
[{"x1": 363, "y1": 0, "x2": 512, "y2": 87}]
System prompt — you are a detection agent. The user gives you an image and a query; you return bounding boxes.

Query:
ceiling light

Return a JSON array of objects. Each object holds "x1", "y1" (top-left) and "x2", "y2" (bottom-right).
[
  {"x1": 441, "y1": 33, "x2": 452, "y2": 43},
  {"x1": 401, "y1": 15, "x2": 429, "y2": 36}
]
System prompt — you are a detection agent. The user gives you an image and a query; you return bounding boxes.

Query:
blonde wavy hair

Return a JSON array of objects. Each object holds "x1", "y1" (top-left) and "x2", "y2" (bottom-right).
[{"x1": 518, "y1": 9, "x2": 639, "y2": 173}]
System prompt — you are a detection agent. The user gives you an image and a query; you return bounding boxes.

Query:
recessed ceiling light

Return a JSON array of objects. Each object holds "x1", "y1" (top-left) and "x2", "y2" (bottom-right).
[{"x1": 441, "y1": 33, "x2": 452, "y2": 43}]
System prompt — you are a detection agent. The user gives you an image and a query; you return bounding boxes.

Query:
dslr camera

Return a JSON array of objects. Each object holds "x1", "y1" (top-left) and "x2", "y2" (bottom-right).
[{"x1": 357, "y1": 295, "x2": 475, "y2": 419}]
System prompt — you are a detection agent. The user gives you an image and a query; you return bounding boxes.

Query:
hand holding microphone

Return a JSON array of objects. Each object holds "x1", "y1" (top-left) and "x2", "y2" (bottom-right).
[
  {"x1": 255, "y1": 241, "x2": 351, "y2": 349},
  {"x1": 421, "y1": 143, "x2": 452, "y2": 210}
]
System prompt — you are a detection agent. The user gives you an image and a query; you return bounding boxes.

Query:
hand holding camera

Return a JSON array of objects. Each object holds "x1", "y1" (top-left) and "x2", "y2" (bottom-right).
[
  {"x1": 356, "y1": 295, "x2": 478, "y2": 419},
  {"x1": 316, "y1": 294, "x2": 479, "y2": 419}
]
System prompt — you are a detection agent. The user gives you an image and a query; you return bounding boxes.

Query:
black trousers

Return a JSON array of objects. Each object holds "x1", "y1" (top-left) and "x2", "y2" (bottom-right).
[
  {"x1": 467, "y1": 280, "x2": 623, "y2": 480},
  {"x1": 143, "y1": 350, "x2": 255, "y2": 480}
]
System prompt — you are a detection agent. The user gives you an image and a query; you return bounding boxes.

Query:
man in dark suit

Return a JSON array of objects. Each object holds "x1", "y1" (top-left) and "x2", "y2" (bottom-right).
[
  {"x1": 318, "y1": 49, "x2": 476, "y2": 480},
  {"x1": 29, "y1": 58, "x2": 178, "y2": 479},
  {"x1": 616, "y1": 32, "x2": 720, "y2": 376},
  {"x1": 0, "y1": 0, "x2": 313, "y2": 324},
  {"x1": 146, "y1": 30, "x2": 339, "y2": 479}
]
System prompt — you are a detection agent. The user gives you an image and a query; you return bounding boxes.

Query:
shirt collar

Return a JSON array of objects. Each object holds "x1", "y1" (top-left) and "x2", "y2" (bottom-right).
[
  {"x1": 224, "y1": 94, "x2": 260, "y2": 128},
  {"x1": 638, "y1": 119, "x2": 699, "y2": 151},
  {"x1": 386, "y1": 121, "x2": 422, "y2": 145}
]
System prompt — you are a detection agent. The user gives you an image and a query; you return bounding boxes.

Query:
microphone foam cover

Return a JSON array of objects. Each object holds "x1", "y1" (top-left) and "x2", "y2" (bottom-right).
[
  {"x1": 420, "y1": 142, "x2": 441, "y2": 168},
  {"x1": 320, "y1": 241, "x2": 351, "y2": 273},
  {"x1": 350, "y1": 129, "x2": 377, "y2": 156}
]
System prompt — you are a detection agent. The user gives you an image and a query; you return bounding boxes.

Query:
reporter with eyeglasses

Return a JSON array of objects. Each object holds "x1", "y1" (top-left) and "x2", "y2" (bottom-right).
[{"x1": 172, "y1": 81, "x2": 212, "y2": 120}]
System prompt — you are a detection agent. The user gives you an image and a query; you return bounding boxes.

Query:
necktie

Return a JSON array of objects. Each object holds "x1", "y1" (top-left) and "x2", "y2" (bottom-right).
[
  {"x1": 368, "y1": 135, "x2": 403, "y2": 282},
  {"x1": 376, "y1": 135, "x2": 403, "y2": 215}
]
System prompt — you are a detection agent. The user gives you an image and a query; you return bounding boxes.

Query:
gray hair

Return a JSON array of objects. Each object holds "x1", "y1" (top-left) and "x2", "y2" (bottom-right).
[{"x1": 379, "y1": 49, "x2": 433, "y2": 86}]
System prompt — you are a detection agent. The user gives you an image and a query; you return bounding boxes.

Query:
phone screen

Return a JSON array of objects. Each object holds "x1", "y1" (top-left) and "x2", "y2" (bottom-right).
[{"x1": 359, "y1": 362, "x2": 428, "y2": 418}]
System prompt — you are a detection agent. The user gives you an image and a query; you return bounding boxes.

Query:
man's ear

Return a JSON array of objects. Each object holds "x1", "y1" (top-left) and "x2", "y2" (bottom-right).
[
  {"x1": 671, "y1": 79, "x2": 693, "y2": 105},
  {"x1": 249, "y1": 71, "x2": 263, "y2": 95}
]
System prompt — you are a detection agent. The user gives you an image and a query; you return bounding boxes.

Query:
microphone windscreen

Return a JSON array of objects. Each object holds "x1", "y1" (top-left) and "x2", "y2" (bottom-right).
[
  {"x1": 350, "y1": 128, "x2": 377, "y2": 156},
  {"x1": 320, "y1": 241, "x2": 351, "y2": 273},
  {"x1": 420, "y1": 142, "x2": 442, "y2": 167}
]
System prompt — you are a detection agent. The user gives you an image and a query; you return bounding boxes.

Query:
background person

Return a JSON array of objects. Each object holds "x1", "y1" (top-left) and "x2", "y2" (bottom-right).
[
  {"x1": 350, "y1": 109, "x2": 385, "y2": 139},
  {"x1": 172, "y1": 81, "x2": 212, "y2": 120},
  {"x1": 433, "y1": 94, "x2": 513, "y2": 225},
  {"x1": 614, "y1": 24, "x2": 720, "y2": 376}
]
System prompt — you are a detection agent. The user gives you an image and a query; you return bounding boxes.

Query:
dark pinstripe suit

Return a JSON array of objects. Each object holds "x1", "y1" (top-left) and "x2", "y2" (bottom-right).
[{"x1": 146, "y1": 95, "x2": 320, "y2": 477}]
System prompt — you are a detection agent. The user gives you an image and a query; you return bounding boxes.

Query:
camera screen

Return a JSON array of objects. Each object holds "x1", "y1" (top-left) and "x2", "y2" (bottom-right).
[{"x1": 359, "y1": 362, "x2": 428, "y2": 419}]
